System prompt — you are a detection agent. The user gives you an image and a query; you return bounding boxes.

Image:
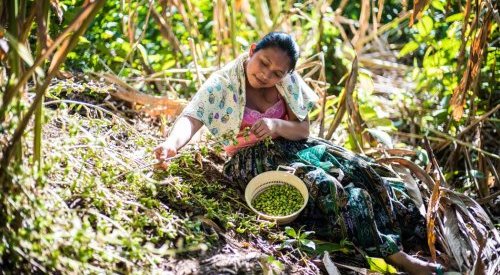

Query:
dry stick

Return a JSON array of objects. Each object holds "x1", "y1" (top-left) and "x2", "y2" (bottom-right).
[
  {"x1": 33, "y1": 0, "x2": 51, "y2": 173},
  {"x1": 424, "y1": 137, "x2": 448, "y2": 187},
  {"x1": 392, "y1": 131, "x2": 446, "y2": 142},
  {"x1": 188, "y1": 37, "x2": 204, "y2": 88},
  {"x1": 477, "y1": 190, "x2": 500, "y2": 205},
  {"x1": 358, "y1": 11, "x2": 411, "y2": 47},
  {"x1": 43, "y1": 99, "x2": 139, "y2": 134},
  {"x1": 435, "y1": 104, "x2": 500, "y2": 152},
  {"x1": 118, "y1": 0, "x2": 154, "y2": 76},
  {"x1": 148, "y1": 67, "x2": 218, "y2": 76},
  {"x1": 429, "y1": 128, "x2": 500, "y2": 160},
  {"x1": 2, "y1": 1, "x2": 106, "y2": 170},
  {"x1": 151, "y1": 8, "x2": 182, "y2": 54},
  {"x1": 463, "y1": 146, "x2": 482, "y2": 197}
]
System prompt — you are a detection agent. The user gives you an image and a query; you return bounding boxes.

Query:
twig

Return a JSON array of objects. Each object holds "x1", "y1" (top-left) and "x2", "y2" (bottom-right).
[
  {"x1": 44, "y1": 99, "x2": 140, "y2": 134},
  {"x1": 477, "y1": 190, "x2": 500, "y2": 205},
  {"x1": 188, "y1": 37, "x2": 204, "y2": 87},
  {"x1": 391, "y1": 131, "x2": 446, "y2": 142},
  {"x1": 112, "y1": 155, "x2": 180, "y2": 180},
  {"x1": 428, "y1": 128, "x2": 500, "y2": 160},
  {"x1": 435, "y1": 104, "x2": 500, "y2": 152},
  {"x1": 423, "y1": 137, "x2": 448, "y2": 187}
]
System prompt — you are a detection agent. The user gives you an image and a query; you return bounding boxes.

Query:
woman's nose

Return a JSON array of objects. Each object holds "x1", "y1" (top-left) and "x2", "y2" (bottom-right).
[
  {"x1": 260, "y1": 72, "x2": 268, "y2": 80},
  {"x1": 262, "y1": 70, "x2": 272, "y2": 80}
]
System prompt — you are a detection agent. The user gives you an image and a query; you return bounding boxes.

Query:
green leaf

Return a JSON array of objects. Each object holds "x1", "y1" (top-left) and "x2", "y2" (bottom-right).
[
  {"x1": 137, "y1": 44, "x2": 149, "y2": 66},
  {"x1": 431, "y1": 0, "x2": 445, "y2": 12},
  {"x1": 78, "y1": 36, "x2": 90, "y2": 44},
  {"x1": 366, "y1": 128, "x2": 393, "y2": 148},
  {"x1": 416, "y1": 148, "x2": 429, "y2": 166},
  {"x1": 366, "y1": 118, "x2": 394, "y2": 129},
  {"x1": 300, "y1": 230, "x2": 315, "y2": 239},
  {"x1": 366, "y1": 256, "x2": 398, "y2": 274},
  {"x1": 416, "y1": 16, "x2": 434, "y2": 37},
  {"x1": 4, "y1": 31, "x2": 34, "y2": 66},
  {"x1": 101, "y1": 29, "x2": 115, "y2": 39},
  {"x1": 446, "y1": 13, "x2": 464, "y2": 22},
  {"x1": 399, "y1": 41, "x2": 420, "y2": 57},
  {"x1": 312, "y1": 240, "x2": 352, "y2": 254},
  {"x1": 285, "y1": 226, "x2": 296, "y2": 238},
  {"x1": 359, "y1": 105, "x2": 377, "y2": 121},
  {"x1": 300, "y1": 239, "x2": 316, "y2": 250}
]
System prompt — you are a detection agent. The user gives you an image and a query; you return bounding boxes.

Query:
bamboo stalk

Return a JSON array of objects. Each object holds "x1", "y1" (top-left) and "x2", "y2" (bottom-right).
[
  {"x1": 0, "y1": 1, "x2": 104, "y2": 122},
  {"x1": 254, "y1": 0, "x2": 270, "y2": 35},
  {"x1": 6, "y1": 0, "x2": 23, "y2": 161},
  {"x1": 33, "y1": 0, "x2": 50, "y2": 171},
  {"x1": 229, "y1": 0, "x2": 237, "y2": 59},
  {"x1": 188, "y1": 37, "x2": 203, "y2": 88},
  {"x1": 1, "y1": 0, "x2": 106, "y2": 171}
]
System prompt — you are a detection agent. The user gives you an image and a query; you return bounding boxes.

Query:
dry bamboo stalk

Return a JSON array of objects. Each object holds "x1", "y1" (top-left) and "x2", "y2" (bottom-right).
[
  {"x1": 188, "y1": 37, "x2": 204, "y2": 88},
  {"x1": 351, "y1": 0, "x2": 370, "y2": 53}
]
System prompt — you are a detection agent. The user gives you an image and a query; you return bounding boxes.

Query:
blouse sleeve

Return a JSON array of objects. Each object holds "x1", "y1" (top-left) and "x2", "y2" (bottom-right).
[
  {"x1": 278, "y1": 72, "x2": 319, "y2": 121},
  {"x1": 180, "y1": 74, "x2": 222, "y2": 128}
]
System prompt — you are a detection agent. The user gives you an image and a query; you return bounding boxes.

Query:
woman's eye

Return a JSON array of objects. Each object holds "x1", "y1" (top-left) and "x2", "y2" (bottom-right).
[{"x1": 274, "y1": 72, "x2": 282, "y2": 78}]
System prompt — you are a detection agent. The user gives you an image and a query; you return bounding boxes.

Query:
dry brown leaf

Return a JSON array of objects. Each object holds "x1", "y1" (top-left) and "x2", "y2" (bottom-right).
[
  {"x1": 326, "y1": 56, "x2": 358, "y2": 140},
  {"x1": 377, "y1": 157, "x2": 435, "y2": 191},
  {"x1": 323, "y1": 252, "x2": 341, "y2": 275},
  {"x1": 410, "y1": 0, "x2": 430, "y2": 27},
  {"x1": 426, "y1": 177, "x2": 441, "y2": 261},
  {"x1": 50, "y1": 0, "x2": 64, "y2": 22},
  {"x1": 451, "y1": 9, "x2": 493, "y2": 121},
  {"x1": 98, "y1": 73, "x2": 187, "y2": 117},
  {"x1": 472, "y1": 240, "x2": 486, "y2": 275},
  {"x1": 439, "y1": 189, "x2": 500, "y2": 272}
]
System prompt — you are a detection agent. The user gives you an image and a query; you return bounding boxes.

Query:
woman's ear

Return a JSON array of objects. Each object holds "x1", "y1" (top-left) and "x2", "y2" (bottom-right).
[{"x1": 249, "y1": 43, "x2": 257, "y2": 57}]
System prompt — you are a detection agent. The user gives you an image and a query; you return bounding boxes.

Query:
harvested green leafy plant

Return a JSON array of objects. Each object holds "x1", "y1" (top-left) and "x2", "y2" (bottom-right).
[{"x1": 252, "y1": 185, "x2": 304, "y2": 216}]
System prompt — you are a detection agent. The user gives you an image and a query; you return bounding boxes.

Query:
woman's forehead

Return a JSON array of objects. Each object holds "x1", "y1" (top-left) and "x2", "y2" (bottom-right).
[{"x1": 256, "y1": 47, "x2": 291, "y2": 70}]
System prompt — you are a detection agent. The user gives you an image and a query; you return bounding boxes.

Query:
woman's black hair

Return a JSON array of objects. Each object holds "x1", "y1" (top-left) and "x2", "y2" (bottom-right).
[{"x1": 254, "y1": 32, "x2": 299, "y2": 73}]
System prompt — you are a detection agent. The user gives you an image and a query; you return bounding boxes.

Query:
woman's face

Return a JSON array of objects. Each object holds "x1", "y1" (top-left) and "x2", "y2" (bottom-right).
[{"x1": 245, "y1": 44, "x2": 291, "y2": 89}]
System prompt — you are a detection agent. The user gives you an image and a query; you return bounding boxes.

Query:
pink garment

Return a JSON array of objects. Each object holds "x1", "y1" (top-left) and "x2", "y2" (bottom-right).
[{"x1": 224, "y1": 97, "x2": 287, "y2": 156}]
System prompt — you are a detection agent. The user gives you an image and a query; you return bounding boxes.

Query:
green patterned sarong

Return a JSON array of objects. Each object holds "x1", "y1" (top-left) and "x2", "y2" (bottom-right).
[{"x1": 223, "y1": 137, "x2": 426, "y2": 257}]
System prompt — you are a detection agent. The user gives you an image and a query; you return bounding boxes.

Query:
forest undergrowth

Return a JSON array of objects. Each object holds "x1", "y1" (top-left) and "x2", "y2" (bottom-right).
[{"x1": 1, "y1": 77, "x2": 497, "y2": 274}]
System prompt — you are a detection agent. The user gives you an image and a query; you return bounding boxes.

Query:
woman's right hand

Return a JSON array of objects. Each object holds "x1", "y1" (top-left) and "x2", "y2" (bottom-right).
[{"x1": 154, "y1": 140, "x2": 177, "y2": 169}]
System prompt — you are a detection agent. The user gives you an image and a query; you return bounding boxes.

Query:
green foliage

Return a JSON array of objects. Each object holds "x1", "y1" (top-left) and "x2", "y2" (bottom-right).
[
  {"x1": 282, "y1": 226, "x2": 316, "y2": 251},
  {"x1": 0, "y1": 98, "x2": 274, "y2": 272},
  {"x1": 398, "y1": 0, "x2": 497, "y2": 132}
]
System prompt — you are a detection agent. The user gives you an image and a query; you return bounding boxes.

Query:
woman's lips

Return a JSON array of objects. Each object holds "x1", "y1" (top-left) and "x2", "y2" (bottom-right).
[{"x1": 255, "y1": 76, "x2": 266, "y2": 85}]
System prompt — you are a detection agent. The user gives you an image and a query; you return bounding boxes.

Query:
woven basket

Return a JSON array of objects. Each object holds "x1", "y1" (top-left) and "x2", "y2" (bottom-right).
[{"x1": 245, "y1": 166, "x2": 309, "y2": 225}]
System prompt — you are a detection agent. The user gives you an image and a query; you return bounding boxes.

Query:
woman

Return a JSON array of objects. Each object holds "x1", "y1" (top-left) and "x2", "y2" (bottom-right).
[{"x1": 154, "y1": 32, "x2": 443, "y2": 275}]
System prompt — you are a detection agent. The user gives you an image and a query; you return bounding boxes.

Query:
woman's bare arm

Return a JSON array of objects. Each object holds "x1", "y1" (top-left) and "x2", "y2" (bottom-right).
[{"x1": 167, "y1": 116, "x2": 203, "y2": 150}]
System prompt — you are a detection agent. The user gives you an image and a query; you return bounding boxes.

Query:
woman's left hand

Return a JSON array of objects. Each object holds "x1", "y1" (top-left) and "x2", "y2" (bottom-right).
[{"x1": 250, "y1": 118, "x2": 278, "y2": 140}]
